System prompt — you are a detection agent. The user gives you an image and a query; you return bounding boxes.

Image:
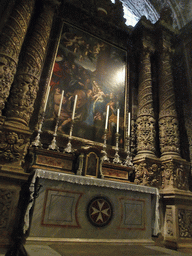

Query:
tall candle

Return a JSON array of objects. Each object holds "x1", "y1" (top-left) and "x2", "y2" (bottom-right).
[
  {"x1": 58, "y1": 90, "x2": 64, "y2": 117},
  {"x1": 105, "y1": 105, "x2": 109, "y2": 130},
  {"x1": 128, "y1": 112, "x2": 131, "y2": 137},
  {"x1": 43, "y1": 85, "x2": 51, "y2": 112},
  {"x1": 116, "y1": 109, "x2": 120, "y2": 133},
  {"x1": 72, "y1": 94, "x2": 78, "y2": 120}
]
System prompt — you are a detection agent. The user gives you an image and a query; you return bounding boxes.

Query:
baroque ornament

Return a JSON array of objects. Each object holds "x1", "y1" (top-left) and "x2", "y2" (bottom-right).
[
  {"x1": 134, "y1": 162, "x2": 160, "y2": 187},
  {"x1": 178, "y1": 209, "x2": 192, "y2": 238},
  {"x1": 0, "y1": 131, "x2": 30, "y2": 163}
]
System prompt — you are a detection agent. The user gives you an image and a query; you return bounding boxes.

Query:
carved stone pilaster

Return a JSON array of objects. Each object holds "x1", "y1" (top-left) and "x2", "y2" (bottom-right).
[
  {"x1": 161, "y1": 159, "x2": 190, "y2": 190},
  {"x1": 0, "y1": 0, "x2": 36, "y2": 115},
  {"x1": 136, "y1": 47, "x2": 156, "y2": 157},
  {"x1": 165, "y1": 206, "x2": 174, "y2": 237},
  {"x1": 6, "y1": 0, "x2": 60, "y2": 126},
  {"x1": 158, "y1": 38, "x2": 180, "y2": 158}
]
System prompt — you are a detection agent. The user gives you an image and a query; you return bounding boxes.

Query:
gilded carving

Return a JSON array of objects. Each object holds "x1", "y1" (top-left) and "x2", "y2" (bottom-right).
[
  {"x1": 134, "y1": 162, "x2": 160, "y2": 187},
  {"x1": 161, "y1": 161, "x2": 189, "y2": 190},
  {"x1": 6, "y1": 1, "x2": 58, "y2": 125},
  {"x1": 166, "y1": 207, "x2": 174, "y2": 236},
  {"x1": 178, "y1": 209, "x2": 192, "y2": 238},
  {"x1": 0, "y1": 131, "x2": 30, "y2": 164},
  {"x1": 0, "y1": 0, "x2": 35, "y2": 114},
  {"x1": 0, "y1": 189, "x2": 15, "y2": 230}
]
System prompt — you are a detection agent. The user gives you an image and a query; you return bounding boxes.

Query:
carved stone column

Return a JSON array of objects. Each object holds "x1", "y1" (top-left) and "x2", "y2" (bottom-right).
[
  {"x1": 6, "y1": 0, "x2": 60, "y2": 127},
  {"x1": 158, "y1": 35, "x2": 180, "y2": 159},
  {"x1": 136, "y1": 47, "x2": 156, "y2": 158},
  {"x1": 0, "y1": 0, "x2": 35, "y2": 116}
]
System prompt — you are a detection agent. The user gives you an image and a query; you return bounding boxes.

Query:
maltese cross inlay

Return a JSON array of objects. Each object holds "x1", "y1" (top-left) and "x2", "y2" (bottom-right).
[{"x1": 87, "y1": 197, "x2": 112, "y2": 227}]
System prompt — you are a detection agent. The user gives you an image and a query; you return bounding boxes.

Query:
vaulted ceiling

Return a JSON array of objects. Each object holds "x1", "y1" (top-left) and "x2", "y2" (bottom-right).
[{"x1": 121, "y1": 0, "x2": 192, "y2": 29}]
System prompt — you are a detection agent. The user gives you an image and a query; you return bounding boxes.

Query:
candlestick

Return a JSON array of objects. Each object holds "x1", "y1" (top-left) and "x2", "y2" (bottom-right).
[
  {"x1": 101, "y1": 129, "x2": 110, "y2": 162},
  {"x1": 128, "y1": 112, "x2": 131, "y2": 137},
  {"x1": 48, "y1": 90, "x2": 64, "y2": 151},
  {"x1": 113, "y1": 132, "x2": 122, "y2": 164},
  {"x1": 116, "y1": 109, "x2": 120, "y2": 133},
  {"x1": 58, "y1": 90, "x2": 64, "y2": 117},
  {"x1": 105, "y1": 104, "x2": 109, "y2": 130},
  {"x1": 31, "y1": 86, "x2": 51, "y2": 147},
  {"x1": 43, "y1": 85, "x2": 51, "y2": 112},
  {"x1": 72, "y1": 94, "x2": 78, "y2": 120}
]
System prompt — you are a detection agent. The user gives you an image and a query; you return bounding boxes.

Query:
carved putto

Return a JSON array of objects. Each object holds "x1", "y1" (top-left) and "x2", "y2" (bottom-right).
[
  {"x1": 161, "y1": 161, "x2": 189, "y2": 190},
  {"x1": 134, "y1": 161, "x2": 160, "y2": 187},
  {"x1": 0, "y1": 131, "x2": 30, "y2": 164}
]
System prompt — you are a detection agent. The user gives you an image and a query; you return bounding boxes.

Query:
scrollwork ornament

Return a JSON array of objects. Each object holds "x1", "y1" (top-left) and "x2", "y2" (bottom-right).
[{"x1": 0, "y1": 131, "x2": 30, "y2": 164}]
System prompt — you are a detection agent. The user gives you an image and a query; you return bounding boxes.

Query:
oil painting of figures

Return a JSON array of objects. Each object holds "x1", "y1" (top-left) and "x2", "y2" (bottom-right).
[{"x1": 44, "y1": 23, "x2": 127, "y2": 147}]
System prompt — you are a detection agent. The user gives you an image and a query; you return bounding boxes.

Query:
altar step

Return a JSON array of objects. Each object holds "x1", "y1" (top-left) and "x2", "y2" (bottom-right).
[{"x1": 1, "y1": 242, "x2": 190, "y2": 256}]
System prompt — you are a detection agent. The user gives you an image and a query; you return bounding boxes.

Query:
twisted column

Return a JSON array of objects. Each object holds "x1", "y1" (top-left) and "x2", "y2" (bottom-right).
[
  {"x1": 6, "y1": 0, "x2": 60, "y2": 126},
  {"x1": 0, "y1": 0, "x2": 35, "y2": 115},
  {"x1": 136, "y1": 47, "x2": 156, "y2": 157},
  {"x1": 158, "y1": 44, "x2": 180, "y2": 158}
]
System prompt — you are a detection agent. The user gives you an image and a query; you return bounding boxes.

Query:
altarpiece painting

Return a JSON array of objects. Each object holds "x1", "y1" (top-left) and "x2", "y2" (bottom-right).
[{"x1": 43, "y1": 22, "x2": 127, "y2": 147}]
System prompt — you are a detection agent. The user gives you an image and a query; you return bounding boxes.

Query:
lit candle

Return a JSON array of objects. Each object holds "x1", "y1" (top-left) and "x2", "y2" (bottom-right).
[
  {"x1": 58, "y1": 90, "x2": 64, "y2": 117},
  {"x1": 128, "y1": 112, "x2": 131, "y2": 137},
  {"x1": 116, "y1": 109, "x2": 120, "y2": 133},
  {"x1": 72, "y1": 94, "x2": 78, "y2": 120},
  {"x1": 43, "y1": 85, "x2": 51, "y2": 112},
  {"x1": 105, "y1": 104, "x2": 109, "y2": 130}
]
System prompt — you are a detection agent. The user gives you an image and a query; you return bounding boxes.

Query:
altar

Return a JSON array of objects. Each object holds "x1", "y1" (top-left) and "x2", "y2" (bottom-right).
[{"x1": 26, "y1": 169, "x2": 159, "y2": 243}]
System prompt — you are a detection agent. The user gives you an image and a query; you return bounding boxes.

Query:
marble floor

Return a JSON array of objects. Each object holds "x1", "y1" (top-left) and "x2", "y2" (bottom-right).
[{"x1": 1, "y1": 243, "x2": 192, "y2": 256}]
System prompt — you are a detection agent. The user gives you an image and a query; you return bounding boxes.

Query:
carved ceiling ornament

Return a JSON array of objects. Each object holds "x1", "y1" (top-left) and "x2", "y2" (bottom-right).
[
  {"x1": 0, "y1": 131, "x2": 30, "y2": 164},
  {"x1": 6, "y1": 1, "x2": 58, "y2": 126},
  {"x1": 161, "y1": 160, "x2": 189, "y2": 190},
  {"x1": 0, "y1": 0, "x2": 35, "y2": 115},
  {"x1": 178, "y1": 209, "x2": 192, "y2": 238},
  {"x1": 134, "y1": 161, "x2": 161, "y2": 187}
]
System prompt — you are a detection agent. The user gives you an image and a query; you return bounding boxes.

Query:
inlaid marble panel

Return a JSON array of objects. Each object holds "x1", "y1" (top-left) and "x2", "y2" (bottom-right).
[
  {"x1": 42, "y1": 189, "x2": 82, "y2": 227},
  {"x1": 119, "y1": 198, "x2": 145, "y2": 229}
]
